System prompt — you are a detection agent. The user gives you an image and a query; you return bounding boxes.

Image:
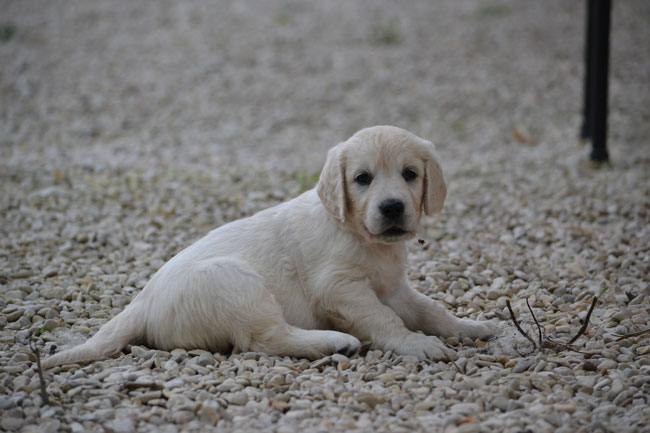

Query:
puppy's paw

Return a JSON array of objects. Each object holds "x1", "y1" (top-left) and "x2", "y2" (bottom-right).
[
  {"x1": 456, "y1": 318, "x2": 499, "y2": 341},
  {"x1": 389, "y1": 333, "x2": 457, "y2": 361},
  {"x1": 325, "y1": 331, "x2": 361, "y2": 357}
]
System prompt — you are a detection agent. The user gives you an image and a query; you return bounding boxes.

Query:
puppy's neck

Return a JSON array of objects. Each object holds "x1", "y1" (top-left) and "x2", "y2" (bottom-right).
[{"x1": 365, "y1": 239, "x2": 407, "y2": 264}]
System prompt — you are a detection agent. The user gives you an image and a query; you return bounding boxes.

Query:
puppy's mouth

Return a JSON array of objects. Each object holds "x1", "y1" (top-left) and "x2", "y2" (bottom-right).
[
  {"x1": 382, "y1": 226, "x2": 409, "y2": 237},
  {"x1": 365, "y1": 225, "x2": 411, "y2": 242}
]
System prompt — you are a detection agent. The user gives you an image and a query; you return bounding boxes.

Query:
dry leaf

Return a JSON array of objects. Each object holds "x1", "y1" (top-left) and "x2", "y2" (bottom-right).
[
  {"x1": 270, "y1": 400, "x2": 289, "y2": 412},
  {"x1": 458, "y1": 416, "x2": 476, "y2": 425},
  {"x1": 567, "y1": 226, "x2": 592, "y2": 237},
  {"x1": 513, "y1": 127, "x2": 535, "y2": 145}
]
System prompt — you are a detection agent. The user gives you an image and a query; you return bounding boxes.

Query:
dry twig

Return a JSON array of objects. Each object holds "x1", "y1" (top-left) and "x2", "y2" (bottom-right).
[
  {"x1": 567, "y1": 293, "x2": 600, "y2": 345},
  {"x1": 29, "y1": 338, "x2": 51, "y2": 406},
  {"x1": 526, "y1": 298, "x2": 543, "y2": 347},
  {"x1": 614, "y1": 328, "x2": 650, "y2": 341},
  {"x1": 506, "y1": 288, "x2": 607, "y2": 357},
  {"x1": 505, "y1": 299, "x2": 537, "y2": 350}
]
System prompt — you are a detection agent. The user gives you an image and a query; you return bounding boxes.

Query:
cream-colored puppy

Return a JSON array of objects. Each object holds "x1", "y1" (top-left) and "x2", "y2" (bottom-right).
[{"x1": 43, "y1": 126, "x2": 495, "y2": 369}]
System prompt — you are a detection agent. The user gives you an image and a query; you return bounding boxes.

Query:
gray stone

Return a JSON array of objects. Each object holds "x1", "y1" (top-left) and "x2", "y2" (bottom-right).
[
  {"x1": 4, "y1": 290, "x2": 26, "y2": 301},
  {"x1": 172, "y1": 411, "x2": 194, "y2": 424},
  {"x1": 0, "y1": 417, "x2": 24, "y2": 432},
  {"x1": 130, "y1": 346, "x2": 154, "y2": 359},
  {"x1": 227, "y1": 392, "x2": 249, "y2": 406},
  {"x1": 598, "y1": 359, "x2": 618, "y2": 371},
  {"x1": 41, "y1": 318, "x2": 59, "y2": 331},
  {"x1": 42, "y1": 266, "x2": 59, "y2": 278},
  {"x1": 6, "y1": 309, "x2": 24, "y2": 322},
  {"x1": 512, "y1": 358, "x2": 534, "y2": 373},
  {"x1": 217, "y1": 378, "x2": 241, "y2": 392},
  {"x1": 106, "y1": 418, "x2": 135, "y2": 433},
  {"x1": 39, "y1": 286, "x2": 66, "y2": 300},
  {"x1": 195, "y1": 353, "x2": 215, "y2": 367}
]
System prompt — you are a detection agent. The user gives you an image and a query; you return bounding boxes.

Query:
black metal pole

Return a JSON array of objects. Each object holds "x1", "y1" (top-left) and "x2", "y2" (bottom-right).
[
  {"x1": 580, "y1": 0, "x2": 595, "y2": 140},
  {"x1": 586, "y1": 0, "x2": 611, "y2": 162}
]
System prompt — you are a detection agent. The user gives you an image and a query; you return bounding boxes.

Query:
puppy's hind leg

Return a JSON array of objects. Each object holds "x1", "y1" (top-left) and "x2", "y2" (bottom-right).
[
  {"x1": 249, "y1": 322, "x2": 361, "y2": 359},
  {"x1": 236, "y1": 287, "x2": 362, "y2": 359},
  {"x1": 187, "y1": 258, "x2": 360, "y2": 360}
]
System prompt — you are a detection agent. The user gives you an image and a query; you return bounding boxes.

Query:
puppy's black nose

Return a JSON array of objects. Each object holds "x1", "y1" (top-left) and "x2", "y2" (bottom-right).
[{"x1": 379, "y1": 199, "x2": 404, "y2": 220}]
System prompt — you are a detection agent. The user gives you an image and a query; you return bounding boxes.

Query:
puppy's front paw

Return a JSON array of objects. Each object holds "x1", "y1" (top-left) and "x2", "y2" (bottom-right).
[
  {"x1": 456, "y1": 318, "x2": 499, "y2": 341},
  {"x1": 388, "y1": 333, "x2": 457, "y2": 361}
]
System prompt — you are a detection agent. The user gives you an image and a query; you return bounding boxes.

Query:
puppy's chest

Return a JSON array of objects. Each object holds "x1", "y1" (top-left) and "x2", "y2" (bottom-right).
[{"x1": 367, "y1": 252, "x2": 406, "y2": 298}]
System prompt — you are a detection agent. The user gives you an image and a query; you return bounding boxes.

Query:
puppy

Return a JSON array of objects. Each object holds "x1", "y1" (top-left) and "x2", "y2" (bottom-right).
[{"x1": 42, "y1": 125, "x2": 496, "y2": 368}]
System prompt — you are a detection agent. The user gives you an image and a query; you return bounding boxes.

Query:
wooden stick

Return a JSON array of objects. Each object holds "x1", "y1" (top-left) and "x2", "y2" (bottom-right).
[
  {"x1": 615, "y1": 328, "x2": 650, "y2": 341},
  {"x1": 29, "y1": 339, "x2": 51, "y2": 406},
  {"x1": 567, "y1": 293, "x2": 600, "y2": 345},
  {"x1": 505, "y1": 299, "x2": 537, "y2": 349},
  {"x1": 526, "y1": 298, "x2": 543, "y2": 347}
]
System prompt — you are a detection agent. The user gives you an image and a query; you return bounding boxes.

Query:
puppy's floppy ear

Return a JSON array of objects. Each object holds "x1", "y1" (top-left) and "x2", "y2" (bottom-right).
[
  {"x1": 420, "y1": 140, "x2": 447, "y2": 215},
  {"x1": 317, "y1": 144, "x2": 346, "y2": 222}
]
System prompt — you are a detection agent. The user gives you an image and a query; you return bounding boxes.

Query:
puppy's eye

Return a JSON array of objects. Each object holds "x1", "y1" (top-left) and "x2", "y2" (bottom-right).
[
  {"x1": 402, "y1": 168, "x2": 417, "y2": 182},
  {"x1": 354, "y1": 172, "x2": 373, "y2": 186}
]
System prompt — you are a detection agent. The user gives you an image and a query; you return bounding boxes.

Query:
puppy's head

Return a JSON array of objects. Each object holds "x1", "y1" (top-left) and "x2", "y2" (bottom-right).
[{"x1": 317, "y1": 125, "x2": 446, "y2": 244}]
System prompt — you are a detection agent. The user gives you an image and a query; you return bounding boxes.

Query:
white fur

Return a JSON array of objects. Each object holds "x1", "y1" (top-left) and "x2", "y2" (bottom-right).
[{"x1": 42, "y1": 126, "x2": 496, "y2": 369}]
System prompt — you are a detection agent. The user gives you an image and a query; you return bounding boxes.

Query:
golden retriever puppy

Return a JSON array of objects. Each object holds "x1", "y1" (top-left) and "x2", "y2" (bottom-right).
[{"x1": 42, "y1": 125, "x2": 496, "y2": 368}]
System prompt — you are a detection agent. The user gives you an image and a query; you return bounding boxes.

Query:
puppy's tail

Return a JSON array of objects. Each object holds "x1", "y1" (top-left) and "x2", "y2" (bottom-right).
[{"x1": 41, "y1": 303, "x2": 143, "y2": 370}]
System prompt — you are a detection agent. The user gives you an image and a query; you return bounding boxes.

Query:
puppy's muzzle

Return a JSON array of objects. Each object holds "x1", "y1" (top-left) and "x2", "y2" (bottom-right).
[{"x1": 379, "y1": 198, "x2": 404, "y2": 221}]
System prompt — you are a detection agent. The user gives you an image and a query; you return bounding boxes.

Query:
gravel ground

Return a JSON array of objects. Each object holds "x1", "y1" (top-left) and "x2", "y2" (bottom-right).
[{"x1": 1, "y1": 0, "x2": 649, "y2": 432}]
